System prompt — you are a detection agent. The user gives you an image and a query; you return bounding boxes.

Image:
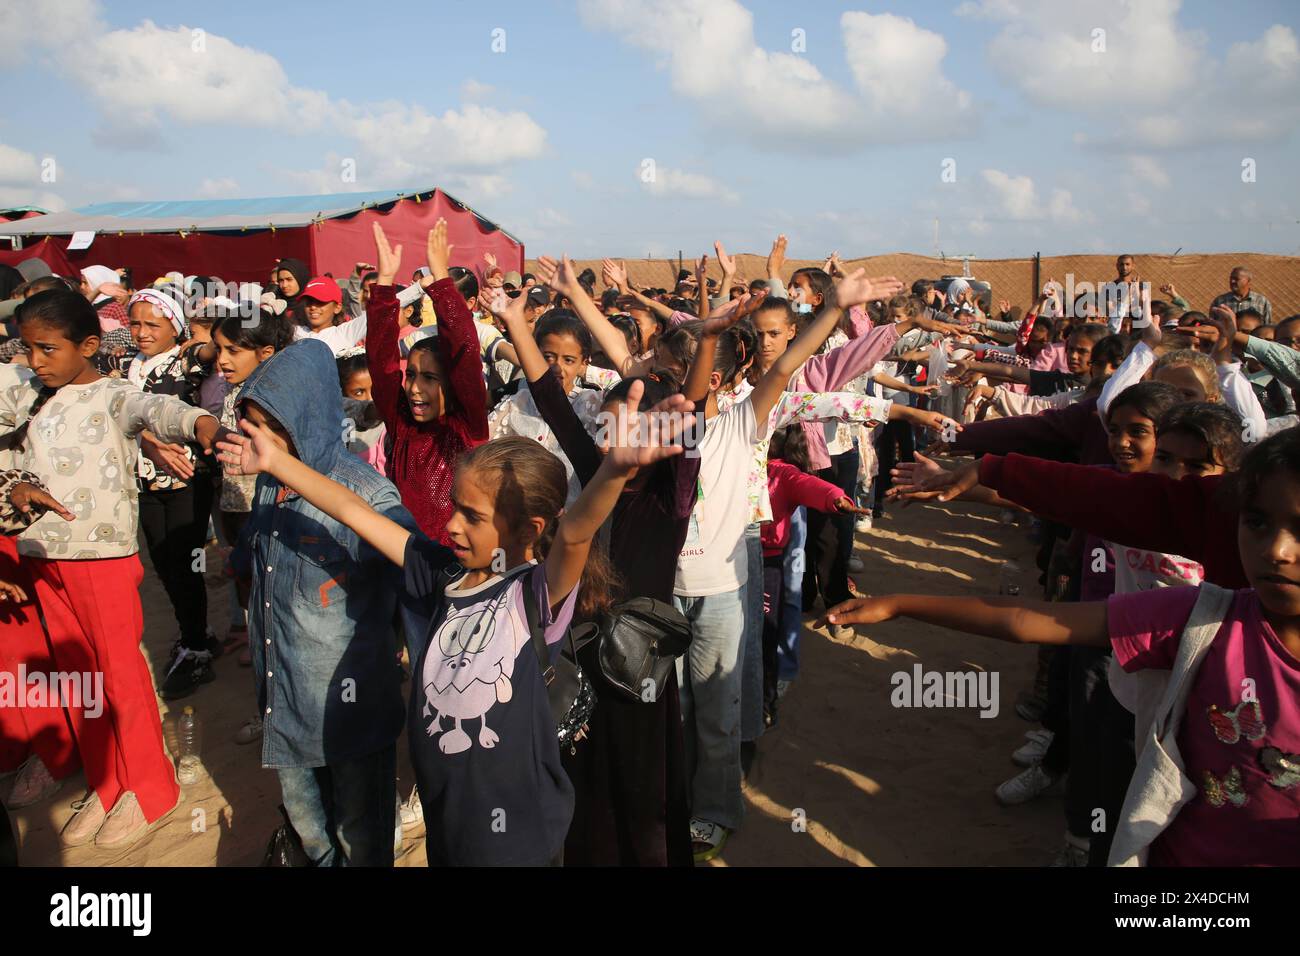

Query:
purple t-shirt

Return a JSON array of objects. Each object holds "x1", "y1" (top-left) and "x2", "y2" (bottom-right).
[
  {"x1": 405, "y1": 537, "x2": 578, "y2": 865},
  {"x1": 1109, "y1": 586, "x2": 1300, "y2": 866}
]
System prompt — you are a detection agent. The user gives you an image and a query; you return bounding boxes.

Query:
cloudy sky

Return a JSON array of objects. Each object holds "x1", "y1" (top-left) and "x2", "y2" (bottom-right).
[{"x1": 2, "y1": 0, "x2": 1297, "y2": 259}]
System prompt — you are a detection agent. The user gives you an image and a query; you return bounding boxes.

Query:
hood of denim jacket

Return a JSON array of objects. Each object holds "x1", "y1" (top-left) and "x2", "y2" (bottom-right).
[{"x1": 238, "y1": 338, "x2": 343, "y2": 475}]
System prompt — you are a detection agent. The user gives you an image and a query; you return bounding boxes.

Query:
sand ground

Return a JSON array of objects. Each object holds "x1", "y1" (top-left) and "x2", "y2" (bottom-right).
[{"x1": 9, "y1": 499, "x2": 1062, "y2": 867}]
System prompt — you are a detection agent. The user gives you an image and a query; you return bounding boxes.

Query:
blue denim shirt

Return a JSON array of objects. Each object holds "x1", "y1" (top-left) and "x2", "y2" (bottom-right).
[{"x1": 234, "y1": 340, "x2": 418, "y2": 769}]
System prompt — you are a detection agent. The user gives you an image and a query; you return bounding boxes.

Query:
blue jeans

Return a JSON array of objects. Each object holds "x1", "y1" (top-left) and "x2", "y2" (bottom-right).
[
  {"x1": 674, "y1": 587, "x2": 745, "y2": 831},
  {"x1": 277, "y1": 745, "x2": 397, "y2": 866},
  {"x1": 741, "y1": 523, "x2": 765, "y2": 743},
  {"x1": 777, "y1": 507, "x2": 807, "y2": 682}
]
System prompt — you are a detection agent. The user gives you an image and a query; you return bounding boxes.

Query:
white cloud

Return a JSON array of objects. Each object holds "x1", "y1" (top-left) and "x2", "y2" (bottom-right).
[
  {"x1": 641, "y1": 165, "x2": 739, "y2": 202},
  {"x1": 461, "y1": 80, "x2": 495, "y2": 101},
  {"x1": 978, "y1": 168, "x2": 1089, "y2": 226},
  {"x1": 198, "y1": 177, "x2": 241, "y2": 198},
  {"x1": 9, "y1": 1, "x2": 547, "y2": 202},
  {"x1": 1127, "y1": 156, "x2": 1171, "y2": 190},
  {"x1": 0, "y1": 143, "x2": 41, "y2": 185},
  {"x1": 840, "y1": 12, "x2": 974, "y2": 136},
  {"x1": 0, "y1": 188, "x2": 66, "y2": 212},
  {"x1": 577, "y1": 0, "x2": 976, "y2": 146},
  {"x1": 981, "y1": 169, "x2": 1036, "y2": 219},
  {"x1": 963, "y1": 0, "x2": 1300, "y2": 148}
]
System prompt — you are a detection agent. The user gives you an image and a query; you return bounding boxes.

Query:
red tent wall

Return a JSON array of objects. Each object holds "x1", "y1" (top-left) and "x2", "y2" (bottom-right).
[
  {"x1": 2, "y1": 191, "x2": 522, "y2": 286},
  {"x1": 310, "y1": 192, "x2": 524, "y2": 282},
  {"x1": 0, "y1": 238, "x2": 77, "y2": 277}
]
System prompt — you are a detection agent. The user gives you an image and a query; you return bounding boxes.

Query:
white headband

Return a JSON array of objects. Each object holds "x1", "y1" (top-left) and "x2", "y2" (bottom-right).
[{"x1": 128, "y1": 289, "x2": 187, "y2": 337}]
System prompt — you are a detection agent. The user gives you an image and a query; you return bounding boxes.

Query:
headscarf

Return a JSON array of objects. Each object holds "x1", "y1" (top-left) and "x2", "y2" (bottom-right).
[
  {"x1": 125, "y1": 287, "x2": 187, "y2": 389},
  {"x1": 128, "y1": 288, "x2": 187, "y2": 337},
  {"x1": 273, "y1": 258, "x2": 310, "y2": 301},
  {"x1": 80, "y1": 265, "x2": 120, "y2": 305},
  {"x1": 946, "y1": 278, "x2": 971, "y2": 309}
]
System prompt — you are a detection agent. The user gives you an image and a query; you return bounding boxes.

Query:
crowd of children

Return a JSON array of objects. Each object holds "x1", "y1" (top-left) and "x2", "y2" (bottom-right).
[{"x1": 0, "y1": 240, "x2": 1294, "y2": 867}]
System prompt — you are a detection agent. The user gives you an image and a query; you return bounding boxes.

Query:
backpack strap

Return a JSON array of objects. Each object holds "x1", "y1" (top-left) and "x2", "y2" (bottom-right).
[
  {"x1": 1151, "y1": 581, "x2": 1235, "y2": 742},
  {"x1": 521, "y1": 571, "x2": 556, "y2": 686}
]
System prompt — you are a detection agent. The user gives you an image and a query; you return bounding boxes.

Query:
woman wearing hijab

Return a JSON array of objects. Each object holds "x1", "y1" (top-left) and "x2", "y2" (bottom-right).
[
  {"x1": 79, "y1": 265, "x2": 129, "y2": 332},
  {"x1": 272, "y1": 258, "x2": 311, "y2": 327},
  {"x1": 126, "y1": 288, "x2": 223, "y2": 699}
]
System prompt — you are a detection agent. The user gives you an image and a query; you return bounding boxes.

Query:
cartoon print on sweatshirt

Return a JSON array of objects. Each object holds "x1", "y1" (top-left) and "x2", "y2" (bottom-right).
[{"x1": 422, "y1": 589, "x2": 516, "y2": 755}]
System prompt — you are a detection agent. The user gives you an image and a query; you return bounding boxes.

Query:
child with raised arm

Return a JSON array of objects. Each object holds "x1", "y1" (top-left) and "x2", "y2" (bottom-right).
[
  {"x1": 364, "y1": 221, "x2": 489, "y2": 546},
  {"x1": 221, "y1": 382, "x2": 690, "y2": 866},
  {"x1": 486, "y1": 278, "x2": 697, "y2": 866},
  {"x1": 820, "y1": 426, "x2": 1300, "y2": 866}
]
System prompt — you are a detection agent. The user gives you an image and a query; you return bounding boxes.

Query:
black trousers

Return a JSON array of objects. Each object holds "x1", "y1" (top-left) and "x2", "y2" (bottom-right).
[
  {"x1": 802, "y1": 450, "x2": 858, "y2": 610},
  {"x1": 1065, "y1": 646, "x2": 1136, "y2": 865},
  {"x1": 872, "y1": 418, "x2": 915, "y2": 510},
  {"x1": 761, "y1": 557, "x2": 784, "y2": 717},
  {"x1": 138, "y1": 478, "x2": 214, "y2": 650}
]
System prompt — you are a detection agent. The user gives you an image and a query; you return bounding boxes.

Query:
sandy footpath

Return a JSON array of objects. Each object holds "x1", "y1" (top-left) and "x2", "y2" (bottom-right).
[{"x1": 11, "y1": 500, "x2": 1061, "y2": 867}]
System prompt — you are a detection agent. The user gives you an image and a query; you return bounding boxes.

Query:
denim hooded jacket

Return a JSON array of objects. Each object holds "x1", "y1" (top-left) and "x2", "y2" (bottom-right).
[{"x1": 235, "y1": 339, "x2": 417, "y2": 769}]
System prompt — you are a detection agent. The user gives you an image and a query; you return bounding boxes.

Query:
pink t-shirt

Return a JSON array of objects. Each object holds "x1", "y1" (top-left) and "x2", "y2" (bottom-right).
[{"x1": 1109, "y1": 586, "x2": 1300, "y2": 866}]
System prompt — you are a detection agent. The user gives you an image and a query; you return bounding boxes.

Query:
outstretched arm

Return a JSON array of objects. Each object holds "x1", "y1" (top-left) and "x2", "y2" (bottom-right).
[
  {"x1": 218, "y1": 421, "x2": 412, "y2": 567},
  {"x1": 816, "y1": 593, "x2": 1109, "y2": 647}
]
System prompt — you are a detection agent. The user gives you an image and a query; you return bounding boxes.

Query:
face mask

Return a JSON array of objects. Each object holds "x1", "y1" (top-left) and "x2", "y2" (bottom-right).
[{"x1": 793, "y1": 302, "x2": 814, "y2": 315}]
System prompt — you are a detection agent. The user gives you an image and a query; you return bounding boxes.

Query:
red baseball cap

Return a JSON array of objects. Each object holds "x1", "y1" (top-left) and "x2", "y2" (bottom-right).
[{"x1": 299, "y1": 277, "x2": 342, "y2": 304}]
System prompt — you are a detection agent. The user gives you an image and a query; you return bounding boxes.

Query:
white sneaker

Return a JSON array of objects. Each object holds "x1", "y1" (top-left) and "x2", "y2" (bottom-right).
[
  {"x1": 855, "y1": 515, "x2": 873, "y2": 533},
  {"x1": 847, "y1": 555, "x2": 865, "y2": 573},
  {"x1": 1011, "y1": 729, "x2": 1054, "y2": 767},
  {"x1": 995, "y1": 764, "x2": 1064, "y2": 806},
  {"x1": 399, "y1": 785, "x2": 423, "y2": 830}
]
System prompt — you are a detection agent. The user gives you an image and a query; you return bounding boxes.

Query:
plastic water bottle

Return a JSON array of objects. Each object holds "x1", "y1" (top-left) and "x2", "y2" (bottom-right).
[
  {"x1": 998, "y1": 561, "x2": 1022, "y2": 597},
  {"x1": 177, "y1": 706, "x2": 203, "y2": 785}
]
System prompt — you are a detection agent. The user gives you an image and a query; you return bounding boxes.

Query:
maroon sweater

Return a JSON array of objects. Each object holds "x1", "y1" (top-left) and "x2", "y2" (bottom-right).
[
  {"x1": 978, "y1": 453, "x2": 1245, "y2": 588},
  {"x1": 366, "y1": 281, "x2": 488, "y2": 544},
  {"x1": 953, "y1": 395, "x2": 1112, "y2": 466}
]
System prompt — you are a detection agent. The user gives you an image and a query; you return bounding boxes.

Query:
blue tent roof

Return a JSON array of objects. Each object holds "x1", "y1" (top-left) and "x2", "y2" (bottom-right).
[
  {"x1": 72, "y1": 189, "x2": 417, "y2": 220},
  {"x1": 0, "y1": 186, "x2": 517, "y2": 242}
]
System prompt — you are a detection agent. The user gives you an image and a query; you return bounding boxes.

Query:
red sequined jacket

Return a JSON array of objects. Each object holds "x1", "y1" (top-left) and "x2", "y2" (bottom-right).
[{"x1": 367, "y1": 280, "x2": 488, "y2": 545}]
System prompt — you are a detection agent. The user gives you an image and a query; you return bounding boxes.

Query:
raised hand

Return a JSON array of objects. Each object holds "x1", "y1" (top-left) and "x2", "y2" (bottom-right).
[
  {"x1": 694, "y1": 253, "x2": 709, "y2": 290},
  {"x1": 373, "y1": 223, "x2": 403, "y2": 285},
  {"x1": 1160, "y1": 282, "x2": 1177, "y2": 297},
  {"x1": 10, "y1": 482, "x2": 74, "y2": 522},
  {"x1": 767, "y1": 234, "x2": 787, "y2": 279},
  {"x1": 483, "y1": 251, "x2": 498, "y2": 271},
  {"x1": 602, "y1": 258, "x2": 629, "y2": 293},
  {"x1": 426, "y1": 218, "x2": 453, "y2": 282},
  {"x1": 1207, "y1": 305, "x2": 1238, "y2": 364},
  {"x1": 701, "y1": 292, "x2": 764, "y2": 336},
  {"x1": 831, "y1": 270, "x2": 904, "y2": 309},
  {"x1": 484, "y1": 286, "x2": 526, "y2": 327},
  {"x1": 714, "y1": 242, "x2": 736, "y2": 278},
  {"x1": 216, "y1": 419, "x2": 282, "y2": 477},
  {"x1": 815, "y1": 596, "x2": 897, "y2": 630},
  {"x1": 598, "y1": 379, "x2": 695, "y2": 473}
]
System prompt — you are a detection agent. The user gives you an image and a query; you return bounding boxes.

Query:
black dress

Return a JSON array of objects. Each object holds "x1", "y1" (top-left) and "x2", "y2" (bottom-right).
[{"x1": 529, "y1": 369, "x2": 696, "y2": 866}]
